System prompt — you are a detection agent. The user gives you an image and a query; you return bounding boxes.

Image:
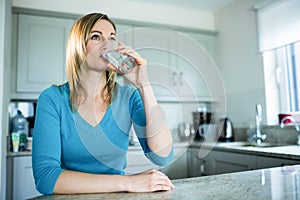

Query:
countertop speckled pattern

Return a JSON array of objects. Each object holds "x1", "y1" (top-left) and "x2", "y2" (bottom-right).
[
  {"x1": 191, "y1": 141, "x2": 300, "y2": 160},
  {"x1": 32, "y1": 164, "x2": 300, "y2": 200},
  {"x1": 8, "y1": 141, "x2": 300, "y2": 161}
]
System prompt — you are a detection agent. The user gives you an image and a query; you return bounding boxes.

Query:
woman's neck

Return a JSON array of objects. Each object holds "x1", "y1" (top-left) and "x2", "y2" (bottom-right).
[{"x1": 84, "y1": 70, "x2": 107, "y2": 98}]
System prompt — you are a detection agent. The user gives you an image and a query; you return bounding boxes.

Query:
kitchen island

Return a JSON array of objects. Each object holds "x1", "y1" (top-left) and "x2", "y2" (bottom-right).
[{"x1": 32, "y1": 164, "x2": 300, "y2": 200}]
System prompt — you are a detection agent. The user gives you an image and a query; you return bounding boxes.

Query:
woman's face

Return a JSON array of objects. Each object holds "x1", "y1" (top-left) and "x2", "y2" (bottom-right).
[{"x1": 85, "y1": 19, "x2": 116, "y2": 72}]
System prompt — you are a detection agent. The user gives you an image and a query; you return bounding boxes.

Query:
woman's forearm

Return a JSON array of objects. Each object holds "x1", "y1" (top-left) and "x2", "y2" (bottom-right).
[
  {"x1": 54, "y1": 170, "x2": 128, "y2": 194},
  {"x1": 137, "y1": 84, "x2": 173, "y2": 157},
  {"x1": 53, "y1": 169, "x2": 174, "y2": 194}
]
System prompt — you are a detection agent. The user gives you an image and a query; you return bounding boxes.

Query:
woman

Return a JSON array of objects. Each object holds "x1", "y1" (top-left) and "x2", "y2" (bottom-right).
[{"x1": 32, "y1": 13, "x2": 174, "y2": 194}]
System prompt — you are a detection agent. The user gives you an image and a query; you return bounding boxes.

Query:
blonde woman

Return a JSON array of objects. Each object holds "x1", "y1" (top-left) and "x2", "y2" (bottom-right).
[{"x1": 32, "y1": 13, "x2": 174, "y2": 194}]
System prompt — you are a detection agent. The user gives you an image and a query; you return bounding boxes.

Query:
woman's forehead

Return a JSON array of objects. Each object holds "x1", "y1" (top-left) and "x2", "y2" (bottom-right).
[{"x1": 91, "y1": 20, "x2": 115, "y2": 35}]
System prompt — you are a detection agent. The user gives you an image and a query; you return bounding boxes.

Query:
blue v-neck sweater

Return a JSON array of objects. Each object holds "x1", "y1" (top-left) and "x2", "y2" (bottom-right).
[{"x1": 32, "y1": 82, "x2": 173, "y2": 194}]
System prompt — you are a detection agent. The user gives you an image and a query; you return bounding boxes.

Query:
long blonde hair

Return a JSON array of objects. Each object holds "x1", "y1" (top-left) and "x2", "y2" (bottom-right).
[{"x1": 65, "y1": 13, "x2": 117, "y2": 110}]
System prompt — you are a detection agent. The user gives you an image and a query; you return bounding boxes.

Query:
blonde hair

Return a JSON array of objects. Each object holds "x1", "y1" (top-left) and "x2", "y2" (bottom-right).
[{"x1": 65, "y1": 13, "x2": 117, "y2": 110}]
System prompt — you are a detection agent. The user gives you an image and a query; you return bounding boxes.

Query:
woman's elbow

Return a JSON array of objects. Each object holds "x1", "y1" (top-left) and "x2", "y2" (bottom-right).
[{"x1": 33, "y1": 167, "x2": 63, "y2": 195}]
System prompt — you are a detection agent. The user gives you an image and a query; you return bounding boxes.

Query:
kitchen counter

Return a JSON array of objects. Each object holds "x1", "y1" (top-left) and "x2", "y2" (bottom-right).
[
  {"x1": 7, "y1": 139, "x2": 300, "y2": 162},
  {"x1": 190, "y1": 141, "x2": 300, "y2": 160},
  {"x1": 7, "y1": 141, "x2": 300, "y2": 161},
  {"x1": 6, "y1": 150, "x2": 32, "y2": 157},
  {"x1": 31, "y1": 164, "x2": 300, "y2": 200}
]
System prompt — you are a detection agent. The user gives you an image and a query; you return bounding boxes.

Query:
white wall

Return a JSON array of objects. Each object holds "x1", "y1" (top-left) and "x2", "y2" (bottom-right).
[
  {"x1": 0, "y1": 0, "x2": 5, "y2": 198},
  {"x1": 215, "y1": 0, "x2": 266, "y2": 128},
  {"x1": 1, "y1": 0, "x2": 12, "y2": 198},
  {"x1": 12, "y1": 0, "x2": 215, "y2": 31}
]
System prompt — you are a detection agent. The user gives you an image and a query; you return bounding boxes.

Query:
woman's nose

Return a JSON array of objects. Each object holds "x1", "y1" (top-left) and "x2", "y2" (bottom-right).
[{"x1": 101, "y1": 40, "x2": 108, "y2": 52}]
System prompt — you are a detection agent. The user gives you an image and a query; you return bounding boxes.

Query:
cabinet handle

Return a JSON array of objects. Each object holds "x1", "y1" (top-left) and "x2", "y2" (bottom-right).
[
  {"x1": 179, "y1": 72, "x2": 184, "y2": 86},
  {"x1": 200, "y1": 160, "x2": 206, "y2": 175},
  {"x1": 172, "y1": 71, "x2": 177, "y2": 86}
]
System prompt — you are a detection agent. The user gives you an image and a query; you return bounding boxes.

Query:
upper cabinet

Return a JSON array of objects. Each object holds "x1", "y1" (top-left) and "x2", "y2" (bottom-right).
[
  {"x1": 12, "y1": 11, "x2": 217, "y2": 102},
  {"x1": 133, "y1": 27, "x2": 216, "y2": 102},
  {"x1": 13, "y1": 14, "x2": 74, "y2": 98},
  {"x1": 133, "y1": 27, "x2": 177, "y2": 99}
]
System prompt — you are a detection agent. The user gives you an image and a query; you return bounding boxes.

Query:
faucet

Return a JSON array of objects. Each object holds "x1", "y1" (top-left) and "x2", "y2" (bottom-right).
[
  {"x1": 280, "y1": 116, "x2": 300, "y2": 146},
  {"x1": 253, "y1": 104, "x2": 266, "y2": 144}
]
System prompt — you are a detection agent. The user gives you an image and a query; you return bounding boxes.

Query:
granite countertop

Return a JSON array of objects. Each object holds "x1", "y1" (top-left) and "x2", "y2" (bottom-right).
[
  {"x1": 190, "y1": 141, "x2": 300, "y2": 160},
  {"x1": 8, "y1": 141, "x2": 300, "y2": 161},
  {"x1": 6, "y1": 150, "x2": 32, "y2": 157},
  {"x1": 31, "y1": 164, "x2": 300, "y2": 200}
]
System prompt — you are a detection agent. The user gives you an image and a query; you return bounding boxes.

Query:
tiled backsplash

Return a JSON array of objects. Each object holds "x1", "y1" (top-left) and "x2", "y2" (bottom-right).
[{"x1": 234, "y1": 125, "x2": 299, "y2": 144}]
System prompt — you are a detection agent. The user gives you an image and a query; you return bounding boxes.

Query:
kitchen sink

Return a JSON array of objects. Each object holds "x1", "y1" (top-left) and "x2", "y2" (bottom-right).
[{"x1": 217, "y1": 141, "x2": 290, "y2": 148}]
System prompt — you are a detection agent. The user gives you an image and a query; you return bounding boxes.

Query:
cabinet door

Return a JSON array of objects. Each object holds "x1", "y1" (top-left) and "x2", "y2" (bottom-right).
[
  {"x1": 160, "y1": 147, "x2": 188, "y2": 179},
  {"x1": 116, "y1": 24, "x2": 133, "y2": 46},
  {"x1": 134, "y1": 27, "x2": 177, "y2": 99},
  {"x1": 256, "y1": 156, "x2": 300, "y2": 169},
  {"x1": 188, "y1": 147, "x2": 208, "y2": 177},
  {"x1": 17, "y1": 14, "x2": 73, "y2": 93},
  {"x1": 175, "y1": 32, "x2": 215, "y2": 99},
  {"x1": 125, "y1": 148, "x2": 157, "y2": 175},
  {"x1": 13, "y1": 156, "x2": 41, "y2": 200},
  {"x1": 206, "y1": 151, "x2": 256, "y2": 175}
]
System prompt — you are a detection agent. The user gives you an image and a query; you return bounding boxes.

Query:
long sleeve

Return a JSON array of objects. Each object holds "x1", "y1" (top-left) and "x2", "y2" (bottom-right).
[
  {"x1": 129, "y1": 89, "x2": 174, "y2": 166},
  {"x1": 32, "y1": 86, "x2": 64, "y2": 194}
]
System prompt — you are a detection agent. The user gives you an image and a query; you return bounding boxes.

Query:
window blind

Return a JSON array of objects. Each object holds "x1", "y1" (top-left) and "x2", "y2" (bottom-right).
[{"x1": 256, "y1": 0, "x2": 300, "y2": 52}]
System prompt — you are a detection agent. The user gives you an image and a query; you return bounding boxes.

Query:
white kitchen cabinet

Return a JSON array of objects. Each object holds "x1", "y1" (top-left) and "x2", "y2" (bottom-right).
[
  {"x1": 16, "y1": 14, "x2": 73, "y2": 93},
  {"x1": 133, "y1": 27, "x2": 216, "y2": 101},
  {"x1": 116, "y1": 24, "x2": 134, "y2": 45},
  {"x1": 7, "y1": 156, "x2": 41, "y2": 200},
  {"x1": 175, "y1": 32, "x2": 215, "y2": 100},
  {"x1": 133, "y1": 27, "x2": 177, "y2": 99},
  {"x1": 256, "y1": 156, "x2": 300, "y2": 169}
]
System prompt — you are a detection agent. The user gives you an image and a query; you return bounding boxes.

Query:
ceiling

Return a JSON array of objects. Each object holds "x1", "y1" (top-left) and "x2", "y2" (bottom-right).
[{"x1": 128, "y1": 0, "x2": 236, "y2": 12}]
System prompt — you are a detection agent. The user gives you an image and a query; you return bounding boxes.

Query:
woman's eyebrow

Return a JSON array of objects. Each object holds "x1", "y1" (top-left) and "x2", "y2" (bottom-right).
[
  {"x1": 91, "y1": 30, "x2": 102, "y2": 35},
  {"x1": 90, "y1": 31, "x2": 116, "y2": 36}
]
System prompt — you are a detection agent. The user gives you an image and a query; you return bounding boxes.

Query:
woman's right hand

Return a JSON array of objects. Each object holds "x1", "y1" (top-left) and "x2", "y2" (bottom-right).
[{"x1": 126, "y1": 169, "x2": 175, "y2": 192}]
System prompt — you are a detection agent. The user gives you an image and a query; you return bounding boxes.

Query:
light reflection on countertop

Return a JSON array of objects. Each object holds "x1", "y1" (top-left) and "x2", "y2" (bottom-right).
[
  {"x1": 32, "y1": 164, "x2": 300, "y2": 200},
  {"x1": 191, "y1": 141, "x2": 300, "y2": 160}
]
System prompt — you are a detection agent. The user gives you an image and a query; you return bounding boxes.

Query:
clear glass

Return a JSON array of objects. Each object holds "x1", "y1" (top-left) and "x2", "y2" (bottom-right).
[{"x1": 102, "y1": 39, "x2": 136, "y2": 74}]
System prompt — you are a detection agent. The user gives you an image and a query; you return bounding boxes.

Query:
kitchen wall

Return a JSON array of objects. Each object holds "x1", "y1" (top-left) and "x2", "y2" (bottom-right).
[
  {"x1": 1, "y1": 0, "x2": 13, "y2": 198},
  {"x1": 9, "y1": 0, "x2": 270, "y2": 127},
  {"x1": 0, "y1": 0, "x2": 4, "y2": 197},
  {"x1": 215, "y1": 0, "x2": 266, "y2": 128},
  {"x1": 12, "y1": 0, "x2": 215, "y2": 31},
  {"x1": 0, "y1": 0, "x2": 271, "y2": 197}
]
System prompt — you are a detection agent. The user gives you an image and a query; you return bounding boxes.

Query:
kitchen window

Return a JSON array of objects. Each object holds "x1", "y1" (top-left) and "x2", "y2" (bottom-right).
[
  {"x1": 255, "y1": 0, "x2": 300, "y2": 124},
  {"x1": 263, "y1": 41, "x2": 300, "y2": 124}
]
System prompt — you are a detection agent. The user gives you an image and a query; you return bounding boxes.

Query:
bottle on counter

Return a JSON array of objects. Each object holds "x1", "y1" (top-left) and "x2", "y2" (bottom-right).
[{"x1": 11, "y1": 110, "x2": 29, "y2": 152}]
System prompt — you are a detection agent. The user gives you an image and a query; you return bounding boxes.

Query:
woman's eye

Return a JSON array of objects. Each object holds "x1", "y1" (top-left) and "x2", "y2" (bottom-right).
[
  {"x1": 109, "y1": 37, "x2": 117, "y2": 41},
  {"x1": 91, "y1": 35, "x2": 100, "y2": 41}
]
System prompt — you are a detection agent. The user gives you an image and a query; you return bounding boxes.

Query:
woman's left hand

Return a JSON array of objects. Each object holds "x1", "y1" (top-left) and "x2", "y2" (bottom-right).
[{"x1": 107, "y1": 41, "x2": 149, "y2": 88}]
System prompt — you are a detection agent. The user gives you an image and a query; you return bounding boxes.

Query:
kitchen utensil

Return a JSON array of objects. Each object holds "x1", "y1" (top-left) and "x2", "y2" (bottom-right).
[
  {"x1": 192, "y1": 111, "x2": 212, "y2": 140},
  {"x1": 218, "y1": 117, "x2": 234, "y2": 142},
  {"x1": 178, "y1": 123, "x2": 195, "y2": 141}
]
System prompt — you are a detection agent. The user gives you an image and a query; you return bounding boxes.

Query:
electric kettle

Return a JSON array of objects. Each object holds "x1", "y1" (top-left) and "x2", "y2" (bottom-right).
[{"x1": 218, "y1": 117, "x2": 234, "y2": 142}]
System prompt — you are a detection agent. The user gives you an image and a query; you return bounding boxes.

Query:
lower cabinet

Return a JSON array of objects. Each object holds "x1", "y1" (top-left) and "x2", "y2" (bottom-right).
[
  {"x1": 205, "y1": 151, "x2": 256, "y2": 175},
  {"x1": 256, "y1": 156, "x2": 300, "y2": 169},
  {"x1": 6, "y1": 156, "x2": 41, "y2": 200},
  {"x1": 125, "y1": 146, "x2": 189, "y2": 179},
  {"x1": 188, "y1": 148, "x2": 207, "y2": 177},
  {"x1": 188, "y1": 148, "x2": 300, "y2": 177},
  {"x1": 160, "y1": 148, "x2": 188, "y2": 179}
]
